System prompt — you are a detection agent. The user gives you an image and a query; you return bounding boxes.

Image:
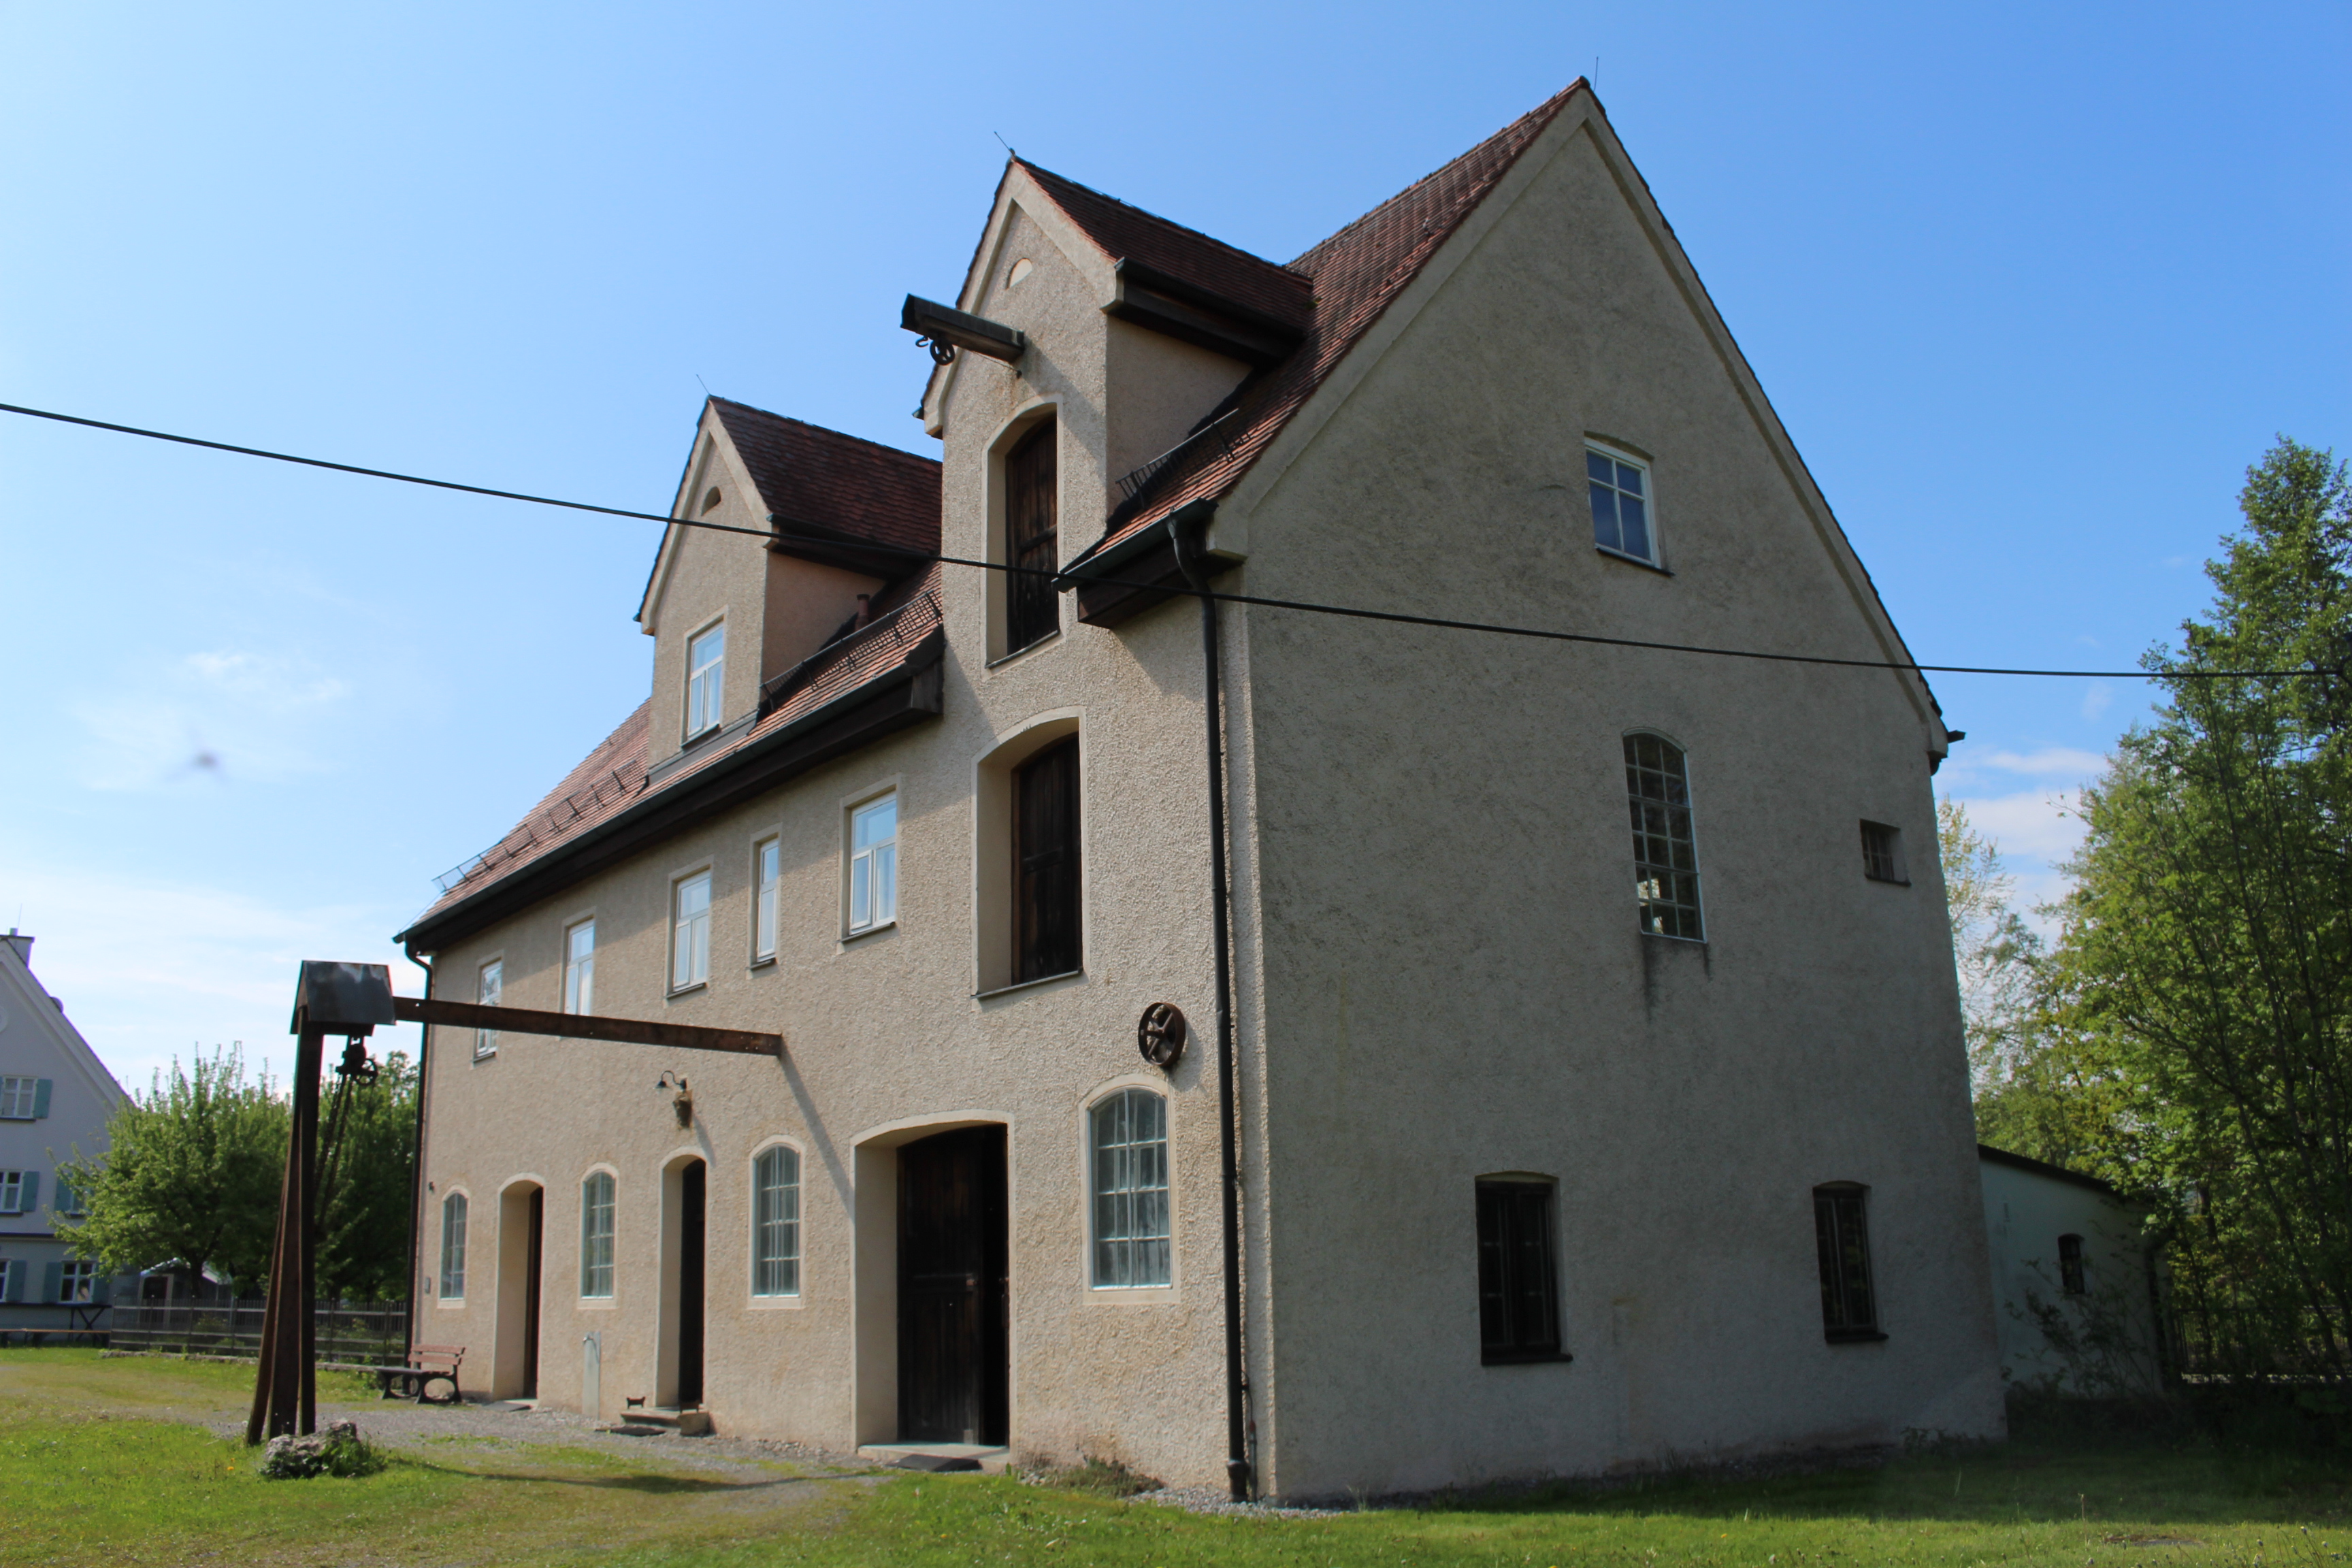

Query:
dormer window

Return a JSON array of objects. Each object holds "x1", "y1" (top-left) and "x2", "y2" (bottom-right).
[{"x1": 686, "y1": 621, "x2": 725, "y2": 738}]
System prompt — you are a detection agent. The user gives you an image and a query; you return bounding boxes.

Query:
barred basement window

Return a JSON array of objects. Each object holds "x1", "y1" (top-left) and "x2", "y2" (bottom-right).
[
  {"x1": 2058, "y1": 1233, "x2": 2087, "y2": 1296},
  {"x1": 439, "y1": 1192, "x2": 469, "y2": 1300},
  {"x1": 1476, "y1": 1179, "x2": 1566, "y2": 1364},
  {"x1": 1861, "y1": 821, "x2": 1908, "y2": 884},
  {"x1": 1091, "y1": 1089, "x2": 1170, "y2": 1288},
  {"x1": 581, "y1": 1173, "x2": 616, "y2": 1298},
  {"x1": 1813, "y1": 1183, "x2": 1882, "y2": 1341},
  {"x1": 752, "y1": 1146, "x2": 801, "y2": 1296},
  {"x1": 1624, "y1": 734, "x2": 1703, "y2": 940}
]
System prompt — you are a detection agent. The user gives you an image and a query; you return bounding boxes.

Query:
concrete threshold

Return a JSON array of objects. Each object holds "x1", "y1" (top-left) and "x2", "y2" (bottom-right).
[{"x1": 858, "y1": 1441, "x2": 1011, "y2": 1475}]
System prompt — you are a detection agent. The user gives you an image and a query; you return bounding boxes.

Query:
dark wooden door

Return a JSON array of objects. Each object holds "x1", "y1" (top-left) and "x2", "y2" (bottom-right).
[
  {"x1": 678, "y1": 1162, "x2": 707, "y2": 1408},
  {"x1": 522, "y1": 1188, "x2": 544, "y2": 1399},
  {"x1": 897, "y1": 1127, "x2": 1009, "y2": 1445},
  {"x1": 1013, "y1": 738, "x2": 1081, "y2": 982},
  {"x1": 1004, "y1": 422, "x2": 1058, "y2": 652}
]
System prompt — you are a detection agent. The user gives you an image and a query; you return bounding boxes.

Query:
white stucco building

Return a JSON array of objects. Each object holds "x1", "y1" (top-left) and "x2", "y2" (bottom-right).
[
  {"x1": 0, "y1": 931, "x2": 127, "y2": 1328},
  {"x1": 397, "y1": 82, "x2": 2004, "y2": 1498},
  {"x1": 1978, "y1": 1145, "x2": 2170, "y2": 1396}
]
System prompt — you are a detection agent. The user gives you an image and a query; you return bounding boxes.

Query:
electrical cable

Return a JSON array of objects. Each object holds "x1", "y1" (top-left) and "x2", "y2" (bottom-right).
[{"x1": 4, "y1": 399, "x2": 2334, "y2": 684}]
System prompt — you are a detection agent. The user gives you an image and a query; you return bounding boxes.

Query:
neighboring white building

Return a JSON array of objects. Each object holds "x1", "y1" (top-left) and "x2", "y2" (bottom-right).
[
  {"x1": 0, "y1": 931, "x2": 127, "y2": 1328},
  {"x1": 1978, "y1": 1145, "x2": 2170, "y2": 1396}
]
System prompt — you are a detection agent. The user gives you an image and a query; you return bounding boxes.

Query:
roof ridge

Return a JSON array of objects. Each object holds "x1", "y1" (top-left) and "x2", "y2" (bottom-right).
[
  {"x1": 1291, "y1": 81, "x2": 1586, "y2": 270},
  {"x1": 1015, "y1": 160, "x2": 1303, "y2": 279},
  {"x1": 708, "y1": 397, "x2": 942, "y2": 471}
]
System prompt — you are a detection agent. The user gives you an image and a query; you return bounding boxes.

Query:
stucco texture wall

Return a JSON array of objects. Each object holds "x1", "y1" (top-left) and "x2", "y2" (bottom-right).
[
  {"x1": 1218, "y1": 112, "x2": 2002, "y2": 1497},
  {"x1": 1979, "y1": 1159, "x2": 2167, "y2": 1396}
]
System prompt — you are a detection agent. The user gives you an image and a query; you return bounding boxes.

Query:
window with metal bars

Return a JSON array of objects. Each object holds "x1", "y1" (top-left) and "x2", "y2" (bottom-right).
[
  {"x1": 1013, "y1": 737, "x2": 1081, "y2": 982},
  {"x1": 1624, "y1": 734, "x2": 1703, "y2": 939},
  {"x1": 1476, "y1": 1179, "x2": 1566, "y2": 1364},
  {"x1": 1813, "y1": 1183, "x2": 1882, "y2": 1340},
  {"x1": 1861, "y1": 820, "x2": 1908, "y2": 883},
  {"x1": 1004, "y1": 422, "x2": 1059, "y2": 653}
]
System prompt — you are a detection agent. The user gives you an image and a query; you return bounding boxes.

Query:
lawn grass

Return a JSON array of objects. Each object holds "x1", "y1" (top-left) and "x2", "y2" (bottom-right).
[{"x1": 3, "y1": 1346, "x2": 2347, "y2": 1567}]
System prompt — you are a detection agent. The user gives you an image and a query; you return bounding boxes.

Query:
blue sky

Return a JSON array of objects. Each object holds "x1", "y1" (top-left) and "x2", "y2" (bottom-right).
[{"x1": 3, "y1": 1, "x2": 2345, "y2": 1093}]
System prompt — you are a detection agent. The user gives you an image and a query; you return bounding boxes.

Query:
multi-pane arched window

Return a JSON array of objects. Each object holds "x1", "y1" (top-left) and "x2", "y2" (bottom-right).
[
  {"x1": 1090, "y1": 1089, "x2": 1170, "y2": 1288},
  {"x1": 1624, "y1": 734, "x2": 1703, "y2": 940},
  {"x1": 438, "y1": 1192, "x2": 468, "y2": 1300},
  {"x1": 581, "y1": 1172, "x2": 616, "y2": 1298},
  {"x1": 752, "y1": 1145, "x2": 802, "y2": 1297}
]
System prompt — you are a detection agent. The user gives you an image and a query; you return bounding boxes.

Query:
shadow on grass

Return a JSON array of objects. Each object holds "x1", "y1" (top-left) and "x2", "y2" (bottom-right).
[{"x1": 395, "y1": 1456, "x2": 832, "y2": 1499}]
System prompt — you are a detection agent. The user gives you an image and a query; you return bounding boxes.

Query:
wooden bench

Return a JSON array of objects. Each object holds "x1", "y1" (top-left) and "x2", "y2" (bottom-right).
[{"x1": 326, "y1": 1343, "x2": 465, "y2": 1403}]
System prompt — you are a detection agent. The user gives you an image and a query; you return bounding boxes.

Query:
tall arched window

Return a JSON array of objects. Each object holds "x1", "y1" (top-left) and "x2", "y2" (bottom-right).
[
  {"x1": 581, "y1": 1173, "x2": 616, "y2": 1298},
  {"x1": 1624, "y1": 734, "x2": 1703, "y2": 940},
  {"x1": 1091, "y1": 1089, "x2": 1169, "y2": 1288},
  {"x1": 752, "y1": 1146, "x2": 802, "y2": 1297},
  {"x1": 1004, "y1": 421, "x2": 1058, "y2": 653},
  {"x1": 438, "y1": 1192, "x2": 468, "y2": 1300}
]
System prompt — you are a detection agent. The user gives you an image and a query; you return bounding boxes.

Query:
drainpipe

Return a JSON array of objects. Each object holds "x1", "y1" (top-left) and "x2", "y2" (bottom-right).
[
  {"x1": 399, "y1": 943, "x2": 433, "y2": 1358},
  {"x1": 1168, "y1": 505, "x2": 1252, "y2": 1502}
]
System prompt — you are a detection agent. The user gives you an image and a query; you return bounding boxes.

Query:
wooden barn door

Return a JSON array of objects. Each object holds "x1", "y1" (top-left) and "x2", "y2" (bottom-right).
[{"x1": 896, "y1": 1127, "x2": 1009, "y2": 1445}]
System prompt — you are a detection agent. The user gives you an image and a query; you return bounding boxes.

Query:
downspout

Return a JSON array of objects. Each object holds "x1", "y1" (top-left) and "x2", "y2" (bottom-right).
[
  {"x1": 1169, "y1": 506, "x2": 1252, "y2": 1502},
  {"x1": 399, "y1": 943, "x2": 434, "y2": 1358}
]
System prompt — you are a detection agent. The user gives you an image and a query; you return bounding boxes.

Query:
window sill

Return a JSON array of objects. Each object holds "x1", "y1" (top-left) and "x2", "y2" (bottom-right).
[
  {"x1": 578, "y1": 1298, "x2": 617, "y2": 1311},
  {"x1": 1595, "y1": 544, "x2": 1672, "y2": 575},
  {"x1": 747, "y1": 1293, "x2": 806, "y2": 1311},
  {"x1": 987, "y1": 630, "x2": 1062, "y2": 670},
  {"x1": 1482, "y1": 1350, "x2": 1575, "y2": 1367},
  {"x1": 974, "y1": 968, "x2": 1084, "y2": 1001},
  {"x1": 436, "y1": 1298, "x2": 466, "y2": 1309},
  {"x1": 472, "y1": 1049, "x2": 497, "y2": 1064},
  {"x1": 749, "y1": 955, "x2": 777, "y2": 970},
  {"x1": 666, "y1": 982, "x2": 708, "y2": 1000},
  {"x1": 1864, "y1": 875, "x2": 1912, "y2": 887},
  {"x1": 681, "y1": 724, "x2": 722, "y2": 750},
  {"x1": 1639, "y1": 930, "x2": 1708, "y2": 946},
  {"x1": 1825, "y1": 1328, "x2": 1888, "y2": 1344},
  {"x1": 842, "y1": 920, "x2": 898, "y2": 945}
]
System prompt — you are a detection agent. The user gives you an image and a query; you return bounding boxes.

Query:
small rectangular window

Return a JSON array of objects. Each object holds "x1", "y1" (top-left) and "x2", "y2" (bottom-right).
[
  {"x1": 0, "y1": 1077, "x2": 40, "y2": 1120},
  {"x1": 564, "y1": 920, "x2": 596, "y2": 1015},
  {"x1": 2058, "y1": 1233, "x2": 2087, "y2": 1296},
  {"x1": 1587, "y1": 445, "x2": 1656, "y2": 565},
  {"x1": 848, "y1": 794, "x2": 898, "y2": 935},
  {"x1": 581, "y1": 1173, "x2": 616, "y2": 1298},
  {"x1": 672, "y1": 872, "x2": 713, "y2": 991},
  {"x1": 686, "y1": 621, "x2": 726, "y2": 738},
  {"x1": 1860, "y1": 821, "x2": 1908, "y2": 884},
  {"x1": 1477, "y1": 1179, "x2": 1565, "y2": 1363},
  {"x1": 1625, "y1": 734, "x2": 1704, "y2": 941},
  {"x1": 475, "y1": 960, "x2": 502, "y2": 1059},
  {"x1": 1091, "y1": 1090, "x2": 1171, "y2": 1288},
  {"x1": 1814, "y1": 1184, "x2": 1882, "y2": 1340},
  {"x1": 0, "y1": 1171, "x2": 22, "y2": 1214},
  {"x1": 439, "y1": 1192, "x2": 469, "y2": 1299},
  {"x1": 753, "y1": 838, "x2": 781, "y2": 961},
  {"x1": 58, "y1": 1260, "x2": 97, "y2": 1304},
  {"x1": 752, "y1": 1146, "x2": 801, "y2": 1296}
]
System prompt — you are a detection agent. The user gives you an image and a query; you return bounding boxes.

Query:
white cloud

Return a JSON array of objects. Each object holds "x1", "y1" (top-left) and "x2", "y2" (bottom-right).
[
  {"x1": 2080, "y1": 682, "x2": 2113, "y2": 722},
  {"x1": 71, "y1": 649, "x2": 354, "y2": 790},
  {"x1": 1943, "y1": 787, "x2": 2086, "y2": 934},
  {"x1": 0, "y1": 860, "x2": 424, "y2": 1096}
]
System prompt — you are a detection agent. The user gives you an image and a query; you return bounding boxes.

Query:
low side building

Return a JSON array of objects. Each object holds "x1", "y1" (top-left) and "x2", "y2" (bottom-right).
[{"x1": 1978, "y1": 1144, "x2": 2170, "y2": 1396}]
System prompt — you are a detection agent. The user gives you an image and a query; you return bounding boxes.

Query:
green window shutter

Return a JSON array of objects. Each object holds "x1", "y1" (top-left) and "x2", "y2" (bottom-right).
[
  {"x1": 91, "y1": 1273, "x2": 113, "y2": 1306},
  {"x1": 40, "y1": 1261, "x2": 62, "y2": 1303},
  {"x1": 54, "y1": 1180, "x2": 73, "y2": 1215},
  {"x1": 3, "y1": 1261, "x2": 20, "y2": 1302},
  {"x1": 32, "y1": 1080, "x2": 52, "y2": 1119},
  {"x1": 18, "y1": 1172, "x2": 36, "y2": 1213}
]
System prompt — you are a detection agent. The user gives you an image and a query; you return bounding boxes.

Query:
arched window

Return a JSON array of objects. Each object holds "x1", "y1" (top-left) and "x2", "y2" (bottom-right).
[
  {"x1": 438, "y1": 1192, "x2": 468, "y2": 1300},
  {"x1": 752, "y1": 1146, "x2": 802, "y2": 1296},
  {"x1": 1090, "y1": 1089, "x2": 1169, "y2": 1288},
  {"x1": 1003, "y1": 421, "x2": 1058, "y2": 653},
  {"x1": 581, "y1": 1173, "x2": 616, "y2": 1298},
  {"x1": 1624, "y1": 734, "x2": 1703, "y2": 940},
  {"x1": 2058, "y1": 1233, "x2": 2087, "y2": 1296}
]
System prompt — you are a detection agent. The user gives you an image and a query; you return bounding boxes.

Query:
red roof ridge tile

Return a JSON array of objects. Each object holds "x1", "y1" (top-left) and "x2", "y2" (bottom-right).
[{"x1": 1014, "y1": 160, "x2": 1304, "y2": 280}]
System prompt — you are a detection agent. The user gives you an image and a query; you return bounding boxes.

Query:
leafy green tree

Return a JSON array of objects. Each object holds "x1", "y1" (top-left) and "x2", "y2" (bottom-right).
[
  {"x1": 316, "y1": 1051, "x2": 416, "y2": 1301},
  {"x1": 56, "y1": 1046, "x2": 287, "y2": 1292},
  {"x1": 2040, "y1": 438, "x2": 2351, "y2": 1379}
]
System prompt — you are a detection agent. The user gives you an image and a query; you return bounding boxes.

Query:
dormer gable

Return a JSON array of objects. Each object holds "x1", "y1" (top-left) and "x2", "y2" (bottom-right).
[{"x1": 638, "y1": 399, "x2": 941, "y2": 764}]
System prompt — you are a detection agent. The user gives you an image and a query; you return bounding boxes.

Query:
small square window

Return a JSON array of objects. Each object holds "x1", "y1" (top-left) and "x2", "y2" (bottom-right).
[
  {"x1": 0, "y1": 1077, "x2": 40, "y2": 1120},
  {"x1": 59, "y1": 1260, "x2": 98, "y2": 1304},
  {"x1": 1861, "y1": 821, "x2": 1908, "y2": 884},
  {"x1": 848, "y1": 795, "x2": 898, "y2": 935},
  {"x1": 1587, "y1": 445, "x2": 1657, "y2": 565}
]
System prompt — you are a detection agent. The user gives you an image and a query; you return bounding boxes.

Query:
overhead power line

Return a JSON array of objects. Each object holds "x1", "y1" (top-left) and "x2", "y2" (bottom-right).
[{"x1": 3, "y1": 399, "x2": 2333, "y2": 685}]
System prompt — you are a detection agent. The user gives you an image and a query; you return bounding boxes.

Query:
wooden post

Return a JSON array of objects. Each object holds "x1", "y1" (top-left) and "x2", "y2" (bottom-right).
[{"x1": 246, "y1": 1024, "x2": 325, "y2": 1442}]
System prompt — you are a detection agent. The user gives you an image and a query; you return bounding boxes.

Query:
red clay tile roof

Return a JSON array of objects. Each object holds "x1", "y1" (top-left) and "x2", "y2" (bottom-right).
[
  {"x1": 1070, "y1": 81, "x2": 1586, "y2": 565},
  {"x1": 710, "y1": 397, "x2": 941, "y2": 561},
  {"x1": 407, "y1": 566, "x2": 945, "y2": 936},
  {"x1": 1015, "y1": 163, "x2": 1313, "y2": 332}
]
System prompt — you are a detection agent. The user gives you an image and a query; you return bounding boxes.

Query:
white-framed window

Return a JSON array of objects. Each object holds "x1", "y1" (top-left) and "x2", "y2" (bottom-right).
[
  {"x1": 1090, "y1": 1089, "x2": 1170, "y2": 1288},
  {"x1": 58, "y1": 1260, "x2": 98, "y2": 1304},
  {"x1": 0, "y1": 1171, "x2": 27, "y2": 1215},
  {"x1": 475, "y1": 960, "x2": 502, "y2": 1060},
  {"x1": 685, "y1": 621, "x2": 726, "y2": 738},
  {"x1": 438, "y1": 1192, "x2": 468, "y2": 1299},
  {"x1": 848, "y1": 793, "x2": 898, "y2": 934},
  {"x1": 753, "y1": 837, "x2": 781, "y2": 962},
  {"x1": 564, "y1": 920, "x2": 596, "y2": 1015},
  {"x1": 751, "y1": 1145, "x2": 801, "y2": 1297},
  {"x1": 0, "y1": 1076, "x2": 45, "y2": 1120},
  {"x1": 581, "y1": 1172, "x2": 616, "y2": 1297},
  {"x1": 672, "y1": 872, "x2": 713, "y2": 992},
  {"x1": 1625, "y1": 733, "x2": 1704, "y2": 941},
  {"x1": 1586, "y1": 444, "x2": 1658, "y2": 565}
]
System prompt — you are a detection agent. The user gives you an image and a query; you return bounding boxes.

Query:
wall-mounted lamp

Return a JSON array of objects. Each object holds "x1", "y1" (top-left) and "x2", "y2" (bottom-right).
[{"x1": 655, "y1": 1072, "x2": 693, "y2": 1128}]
